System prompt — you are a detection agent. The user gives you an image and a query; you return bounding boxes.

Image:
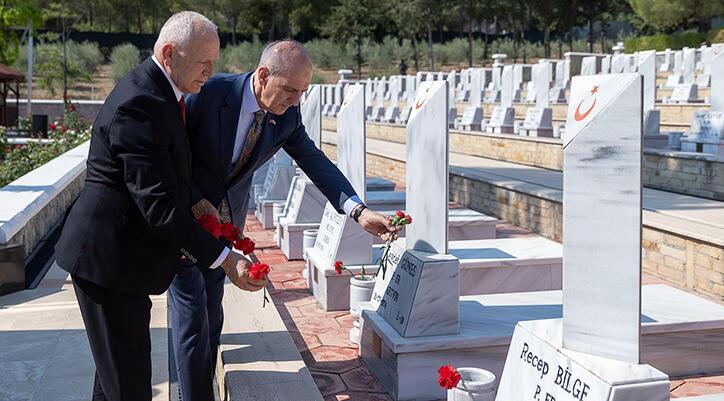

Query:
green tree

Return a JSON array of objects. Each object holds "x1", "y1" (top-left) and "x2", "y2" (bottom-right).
[
  {"x1": 0, "y1": 0, "x2": 41, "y2": 65},
  {"x1": 628, "y1": 0, "x2": 723, "y2": 33},
  {"x1": 323, "y1": 0, "x2": 381, "y2": 79}
]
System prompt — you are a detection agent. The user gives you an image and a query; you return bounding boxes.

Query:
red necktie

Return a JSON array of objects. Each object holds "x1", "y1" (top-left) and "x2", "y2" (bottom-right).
[{"x1": 178, "y1": 97, "x2": 186, "y2": 126}]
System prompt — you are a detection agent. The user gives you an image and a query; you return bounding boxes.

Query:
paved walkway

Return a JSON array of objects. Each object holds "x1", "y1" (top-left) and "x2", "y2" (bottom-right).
[
  {"x1": 0, "y1": 264, "x2": 168, "y2": 401},
  {"x1": 323, "y1": 130, "x2": 724, "y2": 246}
]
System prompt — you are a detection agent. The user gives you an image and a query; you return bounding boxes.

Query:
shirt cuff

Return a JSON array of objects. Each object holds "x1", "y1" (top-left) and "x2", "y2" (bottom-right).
[
  {"x1": 209, "y1": 247, "x2": 230, "y2": 269},
  {"x1": 342, "y1": 195, "x2": 363, "y2": 217}
]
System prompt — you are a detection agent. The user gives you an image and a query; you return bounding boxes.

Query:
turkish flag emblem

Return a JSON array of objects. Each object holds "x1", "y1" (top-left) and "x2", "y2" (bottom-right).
[{"x1": 574, "y1": 86, "x2": 598, "y2": 122}]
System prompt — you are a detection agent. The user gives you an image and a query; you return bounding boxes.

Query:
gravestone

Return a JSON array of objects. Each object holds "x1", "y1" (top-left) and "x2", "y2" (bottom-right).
[
  {"x1": 447, "y1": 70, "x2": 458, "y2": 126},
  {"x1": 458, "y1": 68, "x2": 484, "y2": 131},
  {"x1": 513, "y1": 65, "x2": 524, "y2": 90},
  {"x1": 600, "y1": 55, "x2": 611, "y2": 74},
  {"x1": 665, "y1": 84, "x2": 698, "y2": 104},
  {"x1": 496, "y1": 73, "x2": 670, "y2": 401},
  {"x1": 486, "y1": 67, "x2": 502, "y2": 102},
  {"x1": 638, "y1": 50, "x2": 660, "y2": 136},
  {"x1": 711, "y1": 47, "x2": 724, "y2": 112},
  {"x1": 383, "y1": 77, "x2": 401, "y2": 123},
  {"x1": 520, "y1": 66, "x2": 553, "y2": 138},
  {"x1": 254, "y1": 150, "x2": 298, "y2": 229},
  {"x1": 369, "y1": 80, "x2": 460, "y2": 338},
  {"x1": 680, "y1": 111, "x2": 724, "y2": 154},
  {"x1": 682, "y1": 47, "x2": 696, "y2": 84},
  {"x1": 302, "y1": 85, "x2": 322, "y2": 148},
  {"x1": 487, "y1": 65, "x2": 516, "y2": 134},
  {"x1": 611, "y1": 54, "x2": 623, "y2": 73},
  {"x1": 696, "y1": 46, "x2": 713, "y2": 87},
  {"x1": 581, "y1": 56, "x2": 596, "y2": 76},
  {"x1": 660, "y1": 48, "x2": 671, "y2": 72}
]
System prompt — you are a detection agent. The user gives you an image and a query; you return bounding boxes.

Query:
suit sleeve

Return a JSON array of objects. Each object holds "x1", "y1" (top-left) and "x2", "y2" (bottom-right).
[
  {"x1": 282, "y1": 110, "x2": 358, "y2": 214},
  {"x1": 108, "y1": 102, "x2": 225, "y2": 269}
]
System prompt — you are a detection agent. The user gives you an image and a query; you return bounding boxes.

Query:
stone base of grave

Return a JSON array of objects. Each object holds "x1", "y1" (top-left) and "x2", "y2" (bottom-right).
[
  {"x1": 310, "y1": 236, "x2": 562, "y2": 311},
  {"x1": 496, "y1": 319, "x2": 670, "y2": 401},
  {"x1": 371, "y1": 208, "x2": 498, "y2": 245},
  {"x1": 255, "y1": 199, "x2": 285, "y2": 229},
  {"x1": 680, "y1": 138, "x2": 724, "y2": 155},
  {"x1": 489, "y1": 125, "x2": 515, "y2": 134},
  {"x1": 366, "y1": 177, "x2": 397, "y2": 192},
  {"x1": 305, "y1": 245, "x2": 384, "y2": 311},
  {"x1": 644, "y1": 134, "x2": 671, "y2": 149},
  {"x1": 360, "y1": 284, "x2": 724, "y2": 401},
  {"x1": 519, "y1": 127, "x2": 554, "y2": 138},
  {"x1": 486, "y1": 107, "x2": 516, "y2": 135},
  {"x1": 278, "y1": 220, "x2": 320, "y2": 260},
  {"x1": 365, "y1": 191, "x2": 407, "y2": 212}
]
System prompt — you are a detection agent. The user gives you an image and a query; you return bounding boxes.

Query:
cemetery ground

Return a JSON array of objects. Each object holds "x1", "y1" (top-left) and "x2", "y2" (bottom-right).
[{"x1": 1, "y1": 211, "x2": 722, "y2": 401}]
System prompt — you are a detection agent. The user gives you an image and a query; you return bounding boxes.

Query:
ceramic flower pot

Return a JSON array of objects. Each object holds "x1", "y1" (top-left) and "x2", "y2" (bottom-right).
[
  {"x1": 349, "y1": 275, "x2": 375, "y2": 315},
  {"x1": 447, "y1": 368, "x2": 496, "y2": 401}
]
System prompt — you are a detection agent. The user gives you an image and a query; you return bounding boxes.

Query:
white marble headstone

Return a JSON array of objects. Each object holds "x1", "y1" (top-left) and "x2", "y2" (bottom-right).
[
  {"x1": 555, "y1": 61, "x2": 565, "y2": 86},
  {"x1": 491, "y1": 67, "x2": 501, "y2": 92},
  {"x1": 673, "y1": 50, "x2": 683, "y2": 74},
  {"x1": 470, "y1": 68, "x2": 483, "y2": 108},
  {"x1": 446, "y1": 70, "x2": 457, "y2": 105},
  {"x1": 334, "y1": 84, "x2": 342, "y2": 105},
  {"x1": 563, "y1": 73, "x2": 643, "y2": 364},
  {"x1": 407, "y1": 75, "x2": 417, "y2": 105},
  {"x1": 513, "y1": 65, "x2": 523, "y2": 89},
  {"x1": 301, "y1": 85, "x2": 322, "y2": 148},
  {"x1": 389, "y1": 77, "x2": 400, "y2": 108},
  {"x1": 660, "y1": 48, "x2": 671, "y2": 72},
  {"x1": 406, "y1": 81, "x2": 449, "y2": 254},
  {"x1": 581, "y1": 56, "x2": 596, "y2": 76},
  {"x1": 637, "y1": 50, "x2": 656, "y2": 113},
  {"x1": 689, "y1": 111, "x2": 724, "y2": 139},
  {"x1": 501, "y1": 65, "x2": 514, "y2": 108},
  {"x1": 683, "y1": 47, "x2": 696, "y2": 84},
  {"x1": 535, "y1": 62, "x2": 551, "y2": 108},
  {"x1": 336, "y1": 84, "x2": 366, "y2": 201},
  {"x1": 600, "y1": 55, "x2": 611, "y2": 74},
  {"x1": 711, "y1": 48, "x2": 724, "y2": 112}
]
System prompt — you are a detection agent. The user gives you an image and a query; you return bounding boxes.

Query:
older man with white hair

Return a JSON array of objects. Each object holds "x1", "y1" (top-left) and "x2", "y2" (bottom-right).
[
  {"x1": 173, "y1": 39, "x2": 399, "y2": 401},
  {"x1": 54, "y1": 11, "x2": 261, "y2": 401}
]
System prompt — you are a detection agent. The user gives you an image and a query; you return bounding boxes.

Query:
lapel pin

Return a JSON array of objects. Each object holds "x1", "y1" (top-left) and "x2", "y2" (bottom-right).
[{"x1": 269, "y1": 119, "x2": 277, "y2": 126}]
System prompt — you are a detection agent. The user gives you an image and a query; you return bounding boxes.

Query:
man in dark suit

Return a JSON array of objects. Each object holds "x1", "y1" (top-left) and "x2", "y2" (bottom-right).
[
  {"x1": 54, "y1": 12, "x2": 264, "y2": 401},
  {"x1": 171, "y1": 40, "x2": 396, "y2": 400}
]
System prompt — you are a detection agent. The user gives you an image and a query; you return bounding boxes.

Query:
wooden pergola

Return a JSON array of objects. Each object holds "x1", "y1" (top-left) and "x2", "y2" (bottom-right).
[{"x1": 0, "y1": 64, "x2": 24, "y2": 127}]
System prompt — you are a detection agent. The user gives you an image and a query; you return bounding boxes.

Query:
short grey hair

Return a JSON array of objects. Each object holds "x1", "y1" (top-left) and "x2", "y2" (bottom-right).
[
  {"x1": 154, "y1": 11, "x2": 217, "y2": 54},
  {"x1": 257, "y1": 40, "x2": 311, "y2": 76}
]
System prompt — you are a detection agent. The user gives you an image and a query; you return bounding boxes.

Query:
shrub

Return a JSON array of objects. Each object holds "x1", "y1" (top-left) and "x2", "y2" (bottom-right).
[
  {"x1": 215, "y1": 40, "x2": 265, "y2": 74},
  {"x1": 69, "y1": 41, "x2": 104, "y2": 73},
  {"x1": 306, "y1": 38, "x2": 355, "y2": 70},
  {"x1": 0, "y1": 107, "x2": 91, "y2": 187},
  {"x1": 15, "y1": 40, "x2": 103, "y2": 74},
  {"x1": 110, "y1": 43, "x2": 140, "y2": 82},
  {"x1": 625, "y1": 31, "x2": 709, "y2": 51},
  {"x1": 34, "y1": 44, "x2": 90, "y2": 96}
]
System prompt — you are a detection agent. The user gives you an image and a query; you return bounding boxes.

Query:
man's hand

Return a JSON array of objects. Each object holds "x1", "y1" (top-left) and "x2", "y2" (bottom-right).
[
  {"x1": 191, "y1": 198, "x2": 221, "y2": 220},
  {"x1": 357, "y1": 208, "x2": 401, "y2": 241},
  {"x1": 220, "y1": 251, "x2": 266, "y2": 292}
]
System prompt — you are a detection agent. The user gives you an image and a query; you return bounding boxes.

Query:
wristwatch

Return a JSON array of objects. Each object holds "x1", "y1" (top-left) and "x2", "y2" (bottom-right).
[{"x1": 351, "y1": 203, "x2": 368, "y2": 222}]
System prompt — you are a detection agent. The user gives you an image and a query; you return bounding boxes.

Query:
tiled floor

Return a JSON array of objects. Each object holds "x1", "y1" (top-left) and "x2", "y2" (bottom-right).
[{"x1": 243, "y1": 212, "x2": 724, "y2": 400}]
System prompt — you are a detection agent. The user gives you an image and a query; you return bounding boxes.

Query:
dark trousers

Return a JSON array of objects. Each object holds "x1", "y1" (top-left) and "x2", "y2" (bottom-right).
[
  {"x1": 168, "y1": 259, "x2": 226, "y2": 401},
  {"x1": 72, "y1": 274, "x2": 153, "y2": 401}
]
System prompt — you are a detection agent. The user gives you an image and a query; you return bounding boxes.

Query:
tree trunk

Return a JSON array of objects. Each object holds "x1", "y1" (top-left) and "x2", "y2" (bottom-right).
[
  {"x1": 468, "y1": 9, "x2": 473, "y2": 67},
  {"x1": 136, "y1": 0, "x2": 142, "y2": 33},
  {"x1": 543, "y1": 26, "x2": 550, "y2": 59},
  {"x1": 356, "y1": 38, "x2": 362, "y2": 80},
  {"x1": 427, "y1": 26, "x2": 434, "y2": 71},
  {"x1": 412, "y1": 36, "x2": 420, "y2": 72},
  {"x1": 483, "y1": 22, "x2": 490, "y2": 65},
  {"x1": 269, "y1": 8, "x2": 276, "y2": 41},
  {"x1": 232, "y1": 15, "x2": 238, "y2": 45},
  {"x1": 588, "y1": 18, "x2": 594, "y2": 53}
]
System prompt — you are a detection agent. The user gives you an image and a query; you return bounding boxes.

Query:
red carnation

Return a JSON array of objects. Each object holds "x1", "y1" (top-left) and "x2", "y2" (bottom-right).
[
  {"x1": 219, "y1": 222, "x2": 239, "y2": 242},
  {"x1": 437, "y1": 365, "x2": 461, "y2": 390},
  {"x1": 248, "y1": 262, "x2": 271, "y2": 280},
  {"x1": 395, "y1": 210, "x2": 405, "y2": 218},
  {"x1": 196, "y1": 214, "x2": 222, "y2": 238},
  {"x1": 334, "y1": 260, "x2": 345, "y2": 274},
  {"x1": 405, "y1": 215, "x2": 412, "y2": 224},
  {"x1": 234, "y1": 237, "x2": 256, "y2": 255},
  {"x1": 49, "y1": 122, "x2": 57, "y2": 131}
]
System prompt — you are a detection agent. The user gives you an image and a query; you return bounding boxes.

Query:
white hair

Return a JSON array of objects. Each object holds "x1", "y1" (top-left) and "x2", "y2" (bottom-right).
[
  {"x1": 258, "y1": 40, "x2": 311, "y2": 76},
  {"x1": 153, "y1": 11, "x2": 217, "y2": 54}
]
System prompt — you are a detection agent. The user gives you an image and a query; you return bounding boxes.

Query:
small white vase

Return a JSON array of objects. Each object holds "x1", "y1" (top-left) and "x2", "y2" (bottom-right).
[
  {"x1": 447, "y1": 368, "x2": 496, "y2": 401},
  {"x1": 349, "y1": 275, "x2": 375, "y2": 315}
]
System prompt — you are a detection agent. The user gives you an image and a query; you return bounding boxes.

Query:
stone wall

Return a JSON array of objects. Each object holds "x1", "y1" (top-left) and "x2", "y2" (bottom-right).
[
  {"x1": 324, "y1": 118, "x2": 724, "y2": 201},
  {"x1": 644, "y1": 150, "x2": 724, "y2": 201},
  {"x1": 643, "y1": 228, "x2": 723, "y2": 300},
  {"x1": 322, "y1": 141, "x2": 723, "y2": 302}
]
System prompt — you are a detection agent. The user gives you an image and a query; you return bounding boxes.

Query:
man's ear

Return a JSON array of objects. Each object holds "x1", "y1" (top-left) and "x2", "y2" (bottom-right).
[
  {"x1": 257, "y1": 66, "x2": 270, "y2": 86},
  {"x1": 161, "y1": 44, "x2": 174, "y2": 68}
]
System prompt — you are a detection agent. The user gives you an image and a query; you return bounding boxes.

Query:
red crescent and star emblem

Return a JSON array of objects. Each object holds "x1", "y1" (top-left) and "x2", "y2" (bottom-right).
[
  {"x1": 574, "y1": 85, "x2": 598, "y2": 122},
  {"x1": 415, "y1": 87, "x2": 431, "y2": 110}
]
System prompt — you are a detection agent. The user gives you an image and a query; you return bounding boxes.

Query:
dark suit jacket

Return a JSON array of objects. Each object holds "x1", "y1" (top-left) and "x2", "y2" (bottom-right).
[
  {"x1": 55, "y1": 57, "x2": 225, "y2": 295},
  {"x1": 185, "y1": 72, "x2": 357, "y2": 228}
]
